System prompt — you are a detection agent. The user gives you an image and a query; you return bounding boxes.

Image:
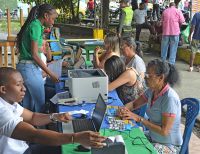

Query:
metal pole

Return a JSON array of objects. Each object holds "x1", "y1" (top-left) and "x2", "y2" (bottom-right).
[
  {"x1": 100, "y1": 0, "x2": 103, "y2": 28},
  {"x1": 94, "y1": 0, "x2": 96, "y2": 28}
]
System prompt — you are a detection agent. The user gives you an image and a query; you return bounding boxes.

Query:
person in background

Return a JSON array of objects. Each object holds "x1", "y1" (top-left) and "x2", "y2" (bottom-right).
[
  {"x1": 188, "y1": 12, "x2": 200, "y2": 72},
  {"x1": 184, "y1": 0, "x2": 189, "y2": 11},
  {"x1": 148, "y1": 20, "x2": 162, "y2": 44},
  {"x1": 118, "y1": 59, "x2": 182, "y2": 153},
  {"x1": 94, "y1": 33, "x2": 120, "y2": 69},
  {"x1": 16, "y1": 4, "x2": 59, "y2": 113},
  {"x1": 134, "y1": 2, "x2": 151, "y2": 41},
  {"x1": 160, "y1": 2, "x2": 185, "y2": 65},
  {"x1": 120, "y1": 37, "x2": 146, "y2": 78},
  {"x1": 87, "y1": 0, "x2": 94, "y2": 18},
  {"x1": 104, "y1": 56, "x2": 146, "y2": 114},
  {"x1": 118, "y1": 0, "x2": 134, "y2": 38},
  {"x1": 131, "y1": 0, "x2": 138, "y2": 11},
  {"x1": 152, "y1": 0, "x2": 160, "y2": 20},
  {"x1": 0, "y1": 67, "x2": 106, "y2": 154}
]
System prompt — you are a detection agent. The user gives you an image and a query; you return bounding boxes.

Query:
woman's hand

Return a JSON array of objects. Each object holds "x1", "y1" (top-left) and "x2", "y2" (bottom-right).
[
  {"x1": 74, "y1": 131, "x2": 106, "y2": 148},
  {"x1": 94, "y1": 46, "x2": 102, "y2": 56},
  {"x1": 118, "y1": 107, "x2": 140, "y2": 122},
  {"x1": 53, "y1": 112, "x2": 72, "y2": 123},
  {"x1": 188, "y1": 35, "x2": 192, "y2": 43},
  {"x1": 49, "y1": 72, "x2": 59, "y2": 82}
]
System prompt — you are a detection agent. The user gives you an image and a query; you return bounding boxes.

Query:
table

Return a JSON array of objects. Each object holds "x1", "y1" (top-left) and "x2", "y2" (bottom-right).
[
  {"x1": 58, "y1": 91, "x2": 156, "y2": 154},
  {"x1": 66, "y1": 40, "x2": 104, "y2": 67}
]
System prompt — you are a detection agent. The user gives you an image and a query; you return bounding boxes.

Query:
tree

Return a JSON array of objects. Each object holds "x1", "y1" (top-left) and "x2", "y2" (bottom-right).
[
  {"x1": 0, "y1": 0, "x2": 17, "y2": 12},
  {"x1": 102, "y1": 0, "x2": 109, "y2": 29},
  {"x1": 20, "y1": 0, "x2": 80, "y2": 23}
]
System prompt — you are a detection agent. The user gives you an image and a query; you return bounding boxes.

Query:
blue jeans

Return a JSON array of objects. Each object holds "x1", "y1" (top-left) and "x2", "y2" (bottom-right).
[
  {"x1": 161, "y1": 35, "x2": 179, "y2": 65},
  {"x1": 17, "y1": 63, "x2": 45, "y2": 112}
]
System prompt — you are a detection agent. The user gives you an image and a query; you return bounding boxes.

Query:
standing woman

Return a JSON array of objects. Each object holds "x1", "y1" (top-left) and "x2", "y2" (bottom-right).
[{"x1": 16, "y1": 4, "x2": 59, "y2": 112}]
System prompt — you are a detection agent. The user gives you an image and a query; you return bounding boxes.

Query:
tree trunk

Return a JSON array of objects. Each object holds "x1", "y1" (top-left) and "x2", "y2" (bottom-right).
[
  {"x1": 102, "y1": 0, "x2": 109, "y2": 29},
  {"x1": 175, "y1": 0, "x2": 181, "y2": 7}
]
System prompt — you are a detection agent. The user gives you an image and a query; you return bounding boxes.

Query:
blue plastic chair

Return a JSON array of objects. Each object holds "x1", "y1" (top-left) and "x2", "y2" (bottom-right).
[
  {"x1": 48, "y1": 27, "x2": 75, "y2": 60},
  {"x1": 180, "y1": 98, "x2": 200, "y2": 154}
]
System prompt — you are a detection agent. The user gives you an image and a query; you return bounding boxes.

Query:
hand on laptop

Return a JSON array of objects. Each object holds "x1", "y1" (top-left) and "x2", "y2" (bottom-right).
[{"x1": 74, "y1": 131, "x2": 106, "y2": 148}]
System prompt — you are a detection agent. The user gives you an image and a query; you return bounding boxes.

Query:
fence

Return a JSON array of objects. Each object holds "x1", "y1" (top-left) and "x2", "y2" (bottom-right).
[{"x1": 0, "y1": 41, "x2": 16, "y2": 68}]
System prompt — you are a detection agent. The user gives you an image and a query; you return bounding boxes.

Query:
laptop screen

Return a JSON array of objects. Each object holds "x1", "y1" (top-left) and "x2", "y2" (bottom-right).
[{"x1": 92, "y1": 94, "x2": 107, "y2": 131}]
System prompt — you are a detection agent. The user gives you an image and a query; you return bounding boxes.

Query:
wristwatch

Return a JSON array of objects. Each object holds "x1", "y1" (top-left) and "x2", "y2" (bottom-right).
[
  {"x1": 139, "y1": 117, "x2": 144, "y2": 123},
  {"x1": 49, "y1": 113, "x2": 58, "y2": 122}
]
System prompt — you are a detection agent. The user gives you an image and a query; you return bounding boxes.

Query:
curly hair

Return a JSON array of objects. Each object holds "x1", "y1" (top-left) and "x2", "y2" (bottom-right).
[{"x1": 0, "y1": 67, "x2": 19, "y2": 85}]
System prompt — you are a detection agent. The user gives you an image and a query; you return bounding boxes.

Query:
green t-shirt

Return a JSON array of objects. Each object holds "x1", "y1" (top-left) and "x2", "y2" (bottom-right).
[{"x1": 19, "y1": 19, "x2": 44, "y2": 60}]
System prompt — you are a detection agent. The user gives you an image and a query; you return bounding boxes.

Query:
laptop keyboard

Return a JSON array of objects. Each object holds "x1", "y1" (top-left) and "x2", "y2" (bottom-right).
[{"x1": 72, "y1": 119, "x2": 96, "y2": 132}]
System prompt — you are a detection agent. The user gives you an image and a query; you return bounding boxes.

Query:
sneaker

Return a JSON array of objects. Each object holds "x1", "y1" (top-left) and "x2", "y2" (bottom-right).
[
  {"x1": 196, "y1": 66, "x2": 200, "y2": 72},
  {"x1": 188, "y1": 67, "x2": 193, "y2": 72}
]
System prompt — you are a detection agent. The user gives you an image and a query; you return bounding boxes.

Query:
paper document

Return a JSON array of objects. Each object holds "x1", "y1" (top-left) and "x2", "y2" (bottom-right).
[
  {"x1": 50, "y1": 91, "x2": 69, "y2": 104},
  {"x1": 68, "y1": 109, "x2": 89, "y2": 115},
  {"x1": 48, "y1": 59, "x2": 63, "y2": 77}
]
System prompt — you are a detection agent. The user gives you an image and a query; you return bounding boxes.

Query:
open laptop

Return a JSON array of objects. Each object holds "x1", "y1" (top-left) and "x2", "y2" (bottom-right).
[{"x1": 62, "y1": 94, "x2": 107, "y2": 133}]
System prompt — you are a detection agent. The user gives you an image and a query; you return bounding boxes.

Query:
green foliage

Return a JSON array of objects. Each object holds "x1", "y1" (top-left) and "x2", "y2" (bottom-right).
[
  {"x1": 0, "y1": 19, "x2": 21, "y2": 33},
  {"x1": 0, "y1": 0, "x2": 17, "y2": 12},
  {"x1": 19, "y1": 0, "x2": 80, "y2": 23}
]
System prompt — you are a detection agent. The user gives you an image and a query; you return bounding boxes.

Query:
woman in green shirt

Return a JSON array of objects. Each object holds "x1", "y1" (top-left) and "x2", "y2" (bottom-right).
[{"x1": 16, "y1": 4, "x2": 59, "y2": 112}]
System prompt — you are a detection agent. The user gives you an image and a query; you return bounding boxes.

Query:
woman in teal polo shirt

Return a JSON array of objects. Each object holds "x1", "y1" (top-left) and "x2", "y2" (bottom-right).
[
  {"x1": 118, "y1": 59, "x2": 182, "y2": 153},
  {"x1": 16, "y1": 4, "x2": 59, "y2": 112}
]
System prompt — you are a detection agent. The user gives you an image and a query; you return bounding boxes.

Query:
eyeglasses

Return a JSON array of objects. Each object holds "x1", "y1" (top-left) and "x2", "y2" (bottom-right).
[
  {"x1": 145, "y1": 73, "x2": 159, "y2": 79},
  {"x1": 120, "y1": 43, "x2": 129, "y2": 49}
]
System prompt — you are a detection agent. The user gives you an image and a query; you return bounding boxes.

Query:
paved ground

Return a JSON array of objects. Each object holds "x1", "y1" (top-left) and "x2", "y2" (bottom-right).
[{"x1": 143, "y1": 50, "x2": 200, "y2": 100}]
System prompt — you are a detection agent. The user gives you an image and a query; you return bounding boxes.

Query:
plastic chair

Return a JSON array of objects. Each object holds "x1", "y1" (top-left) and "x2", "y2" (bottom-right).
[
  {"x1": 180, "y1": 98, "x2": 200, "y2": 154},
  {"x1": 48, "y1": 27, "x2": 75, "y2": 60},
  {"x1": 138, "y1": 104, "x2": 147, "y2": 118}
]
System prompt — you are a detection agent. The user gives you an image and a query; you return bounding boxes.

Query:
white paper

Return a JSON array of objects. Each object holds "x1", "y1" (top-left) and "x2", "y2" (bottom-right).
[
  {"x1": 115, "y1": 135, "x2": 124, "y2": 143},
  {"x1": 48, "y1": 59, "x2": 63, "y2": 77},
  {"x1": 68, "y1": 109, "x2": 89, "y2": 115}
]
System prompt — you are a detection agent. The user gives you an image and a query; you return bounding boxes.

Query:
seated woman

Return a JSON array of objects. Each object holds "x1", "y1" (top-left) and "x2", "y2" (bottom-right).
[
  {"x1": 104, "y1": 56, "x2": 146, "y2": 112},
  {"x1": 118, "y1": 59, "x2": 182, "y2": 153},
  {"x1": 94, "y1": 33, "x2": 120, "y2": 69},
  {"x1": 120, "y1": 37, "x2": 146, "y2": 79}
]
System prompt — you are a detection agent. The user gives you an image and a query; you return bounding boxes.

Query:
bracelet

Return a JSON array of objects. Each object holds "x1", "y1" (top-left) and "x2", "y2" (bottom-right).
[
  {"x1": 71, "y1": 133, "x2": 75, "y2": 144},
  {"x1": 49, "y1": 113, "x2": 58, "y2": 122}
]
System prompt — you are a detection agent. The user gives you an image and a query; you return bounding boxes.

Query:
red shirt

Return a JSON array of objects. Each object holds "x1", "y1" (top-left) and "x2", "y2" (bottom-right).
[{"x1": 87, "y1": 1, "x2": 94, "y2": 10}]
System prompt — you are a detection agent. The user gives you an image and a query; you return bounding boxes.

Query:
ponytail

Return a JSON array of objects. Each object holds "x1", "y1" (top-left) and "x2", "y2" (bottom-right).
[
  {"x1": 147, "y1": 59, "x2": 180, "y2": 87},
  {"x1": 16, "y1": 5, "x2": 39, "y2": 50},
  {"x1": 16, "y1": 4, "x2": 55, "y2": 51},
  {"x1": 166, "y1": 63, "x2": 180, "y2": 87}
]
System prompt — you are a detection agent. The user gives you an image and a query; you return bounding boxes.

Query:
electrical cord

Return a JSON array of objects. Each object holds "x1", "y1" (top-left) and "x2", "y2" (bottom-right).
[{"x1": 128, "y1": 130, "x2": 154, "y2": 153}]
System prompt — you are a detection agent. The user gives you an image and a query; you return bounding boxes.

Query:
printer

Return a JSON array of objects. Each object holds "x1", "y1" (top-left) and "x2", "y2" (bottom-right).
[{"x1": 67, "y1": 69, "x2": 108, "y2": 102}]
